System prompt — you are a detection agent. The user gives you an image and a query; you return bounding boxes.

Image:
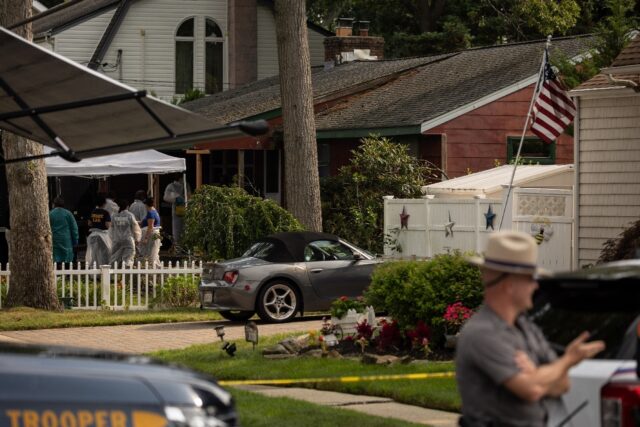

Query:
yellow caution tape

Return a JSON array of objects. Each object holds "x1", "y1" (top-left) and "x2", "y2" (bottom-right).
[{"x1": 219, "y1": 371, "x2": 455, "y2": 386}]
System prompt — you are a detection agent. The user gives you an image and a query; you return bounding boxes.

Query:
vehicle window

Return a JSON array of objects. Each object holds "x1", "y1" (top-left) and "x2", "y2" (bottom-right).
[
  {"x1": 242, "y1": 242, "x2": 274, "y2": 260},
  {"x1": 305, "y1": 240, "x2": 354, "y2": 262},
  {"x1": 529, "y1": 297, "x2": 639, "y2": 360}
]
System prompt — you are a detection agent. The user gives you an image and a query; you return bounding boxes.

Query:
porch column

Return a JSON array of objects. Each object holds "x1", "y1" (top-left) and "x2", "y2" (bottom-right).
[{"x1": 186, "y1": 150, "x2": 210, "y2": 190}]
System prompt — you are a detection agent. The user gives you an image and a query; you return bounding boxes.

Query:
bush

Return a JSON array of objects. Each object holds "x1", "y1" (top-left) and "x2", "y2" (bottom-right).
[
  {"x1": 365, "y1": 252, "x2": 482, "y2": 341},
  {"x1": 183, "y1": 185, "x2": 303, "y2": 260},
  {"x1": 321, "y1": 135, "x2": 440, "y2": 254},
  {"x1": 599, "y1": 218, "x2": 640, "y2": 263},
  {"x1": 151, "y1": 276, "x2": 199, "y2": 308}
]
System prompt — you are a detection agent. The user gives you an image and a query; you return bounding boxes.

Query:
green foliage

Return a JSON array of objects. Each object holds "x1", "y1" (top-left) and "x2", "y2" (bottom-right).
[
  {"x1": 598, "y1": 217, "x2": 640, "y2": 263},
  {"x1": 171, "y1": 88, "x2": 206, "y2": 105},
  {"x1": 517, "y1": 0, "x2": 580, "y2": 36},
  {"x1": 330, "y1": 296, "x2": 366, "y2": 318},
  {"x1": 321, "y1": 135, "x2": 440, "y2": 254},
  {"x1": 183, "y1": 185, "x2": 303, "y2": 260},
  {"x1": 593, "y1": 0, "x2": 637, "y2": 68},
  {"x1": 551, "y1": 50, "x2": 600, "y2": 90},
  {"x1": 385, "y1": 21, "x2": 471, "y2": 57},
  {"x1": 151, "y1": 276, "x2": 200, "y2": 308},
  {"x1": 365, "y1": 253, "x2": 483, "y2": 341}
]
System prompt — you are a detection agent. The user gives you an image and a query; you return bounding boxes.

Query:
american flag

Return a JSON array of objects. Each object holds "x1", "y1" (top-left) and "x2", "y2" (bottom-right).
[{"x1": 530, "y1": 51, "x2": 576, "y2": 143}]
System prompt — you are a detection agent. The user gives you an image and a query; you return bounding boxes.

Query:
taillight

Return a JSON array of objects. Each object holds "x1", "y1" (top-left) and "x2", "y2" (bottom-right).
[
  {"x1": 601, "y1": 383, "x2": 640, "y2": 427},
  {"x1": 222, "y1": 270, "x2": 239, "y2": 285}
]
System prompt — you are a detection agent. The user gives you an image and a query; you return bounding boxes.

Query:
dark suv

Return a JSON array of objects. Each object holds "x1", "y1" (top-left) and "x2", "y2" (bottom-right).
[
  {"x1": 533, "y1": 260, "x2": 640, "y2": 427},
  {"x1": 0, "y1": 343, "x2": 237, "y2": 427}
]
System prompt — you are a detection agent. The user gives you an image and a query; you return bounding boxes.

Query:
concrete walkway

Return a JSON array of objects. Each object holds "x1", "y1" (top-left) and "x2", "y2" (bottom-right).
[
  {"x1": 0, "y1": 318, "x2": 459, "y2": 426},
  {"x1": 238, "y1": 385, "x2": 459, "y2": 426}
]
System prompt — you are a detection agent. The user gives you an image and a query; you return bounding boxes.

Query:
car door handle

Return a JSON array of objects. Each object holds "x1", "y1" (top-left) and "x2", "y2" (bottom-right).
[{"x1": 310, "y1": 268, "x2": 323, "y2": 273}]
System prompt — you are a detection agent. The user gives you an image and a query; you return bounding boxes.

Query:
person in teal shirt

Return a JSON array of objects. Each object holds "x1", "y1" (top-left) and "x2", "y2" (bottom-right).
[{"x1": 49, "y1": 197, "x2": 79, "y2": 264}]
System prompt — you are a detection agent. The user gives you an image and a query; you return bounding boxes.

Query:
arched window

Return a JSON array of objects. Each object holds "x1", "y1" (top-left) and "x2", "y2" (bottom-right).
[
  {"x1": 175, "y1": 18, "x2": 194, "y2": 94},
  {"x1": 205, "y1": 18, "x2": 224, "y2": 94}
]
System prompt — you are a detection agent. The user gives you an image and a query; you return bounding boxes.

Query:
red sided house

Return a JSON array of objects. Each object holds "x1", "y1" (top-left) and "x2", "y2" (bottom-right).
[{"x1": 183, "y1": 34, "x2": 594, "y2": 202}]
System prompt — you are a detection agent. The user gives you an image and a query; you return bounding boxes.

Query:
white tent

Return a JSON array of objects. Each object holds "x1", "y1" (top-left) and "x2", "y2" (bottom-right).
[{"x1": 44, "y1": 148, "x2": 185, "y2": 177}]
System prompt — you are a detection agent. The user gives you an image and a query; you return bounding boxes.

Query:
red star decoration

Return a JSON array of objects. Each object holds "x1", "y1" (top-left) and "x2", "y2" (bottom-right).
[{"x1": 400, "y1": 206, "x2": 410, "y2": 229}]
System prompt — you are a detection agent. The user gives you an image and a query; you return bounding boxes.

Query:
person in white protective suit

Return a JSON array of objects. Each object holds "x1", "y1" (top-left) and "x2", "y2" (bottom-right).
[
  {"x1": 163, "y1": 174, "x2": 190, "y2": 248},
  {"x1": 138, "y1": 197, "x2": 162, "y2": 267},
  {"x1": 109, "y1": 199, "x2": 141, "y2": 266},
  {"x1": 86, "y1": 195, "x2": 112, "y2": 266},
  {"x1": 129, "y1": 190, "x2": 148, "y2": 225}
]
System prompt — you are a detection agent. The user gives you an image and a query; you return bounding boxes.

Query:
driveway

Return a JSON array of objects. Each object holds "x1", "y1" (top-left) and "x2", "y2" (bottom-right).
[{"x1": 0, "y1": 318, "x2": 321, "y2": 354}]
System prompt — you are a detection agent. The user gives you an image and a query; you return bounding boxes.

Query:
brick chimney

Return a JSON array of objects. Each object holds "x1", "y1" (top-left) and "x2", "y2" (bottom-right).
[
  {"x1": 228, "y1": 0, "x2": 257, "y2": 89},
  {"x1": 324, "y1": 18, "x2": 384, "y2": 66}
]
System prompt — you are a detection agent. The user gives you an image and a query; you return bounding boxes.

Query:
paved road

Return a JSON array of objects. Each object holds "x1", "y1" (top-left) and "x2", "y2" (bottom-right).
[{"x1": 0, "y1": 318, "x2": 321, "y2": 353}]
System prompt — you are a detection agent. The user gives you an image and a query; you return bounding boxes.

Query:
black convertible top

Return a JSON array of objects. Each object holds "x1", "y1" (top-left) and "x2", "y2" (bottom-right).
[{"x1": 260, "y1": 231, "x2": 339, "y2": 263}]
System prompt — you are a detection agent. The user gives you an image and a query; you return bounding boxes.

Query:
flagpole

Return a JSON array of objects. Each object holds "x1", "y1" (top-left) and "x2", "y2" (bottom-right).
[{"x1": 498, "y1": 35, "x2": 552, "y2": 230}]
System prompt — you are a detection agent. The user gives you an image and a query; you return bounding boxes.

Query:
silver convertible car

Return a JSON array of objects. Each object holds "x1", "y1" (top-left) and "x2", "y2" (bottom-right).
[{"x1": 199, "y1": 231, "x2": 381, "y2": 323}]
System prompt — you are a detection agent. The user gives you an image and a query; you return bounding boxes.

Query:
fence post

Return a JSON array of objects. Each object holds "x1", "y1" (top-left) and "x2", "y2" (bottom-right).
[{"x1": 100, "y1": 265, "x2": 111, "y2": 309}]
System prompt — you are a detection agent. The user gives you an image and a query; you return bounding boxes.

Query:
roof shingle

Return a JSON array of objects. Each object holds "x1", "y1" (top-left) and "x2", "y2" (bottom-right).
[{"x1": 184, "y1": 36, "x2": 594, "y2": 132}]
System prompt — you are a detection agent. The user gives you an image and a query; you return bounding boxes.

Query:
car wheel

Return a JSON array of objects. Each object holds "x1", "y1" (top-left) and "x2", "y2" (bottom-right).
[
  {"x1": 257, "y1": 281, "x2": 300, "y2": 323},
  {"x1": 219, "y1": 310, "x2": 255, "y2": 322}
]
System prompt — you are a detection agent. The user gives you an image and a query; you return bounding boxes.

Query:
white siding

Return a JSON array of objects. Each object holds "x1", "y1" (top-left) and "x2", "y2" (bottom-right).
[
  {"x1": 256, "y1": 4, "x2": 277, "y2": 79},
  {"x1": 100, "y1": 0, "x2": 227, "y2": 100},
  {"x1": 256, "y1": 3, "x2": 327, "y2": 80},
  {"x1": 577, "y1": 95, "x2": 640, "y2": 267},
  {"x1": 53, "y1": 10, "x2": 115, "y2": 65},
  {"x1": 47, "y1": 0, "x2": 227, "y2": 100}
]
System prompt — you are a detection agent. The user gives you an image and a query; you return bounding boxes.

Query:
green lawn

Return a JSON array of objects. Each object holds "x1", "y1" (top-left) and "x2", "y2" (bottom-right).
[
  {"x1": 231, "y1": 389, "x2": 426, "y2": 427},
  {"x1": 153, "y1": 334, "x2": 461, "y2": 413},
  {"x1": 0, "y1": 307, "x2": 221, "y2": 330}
]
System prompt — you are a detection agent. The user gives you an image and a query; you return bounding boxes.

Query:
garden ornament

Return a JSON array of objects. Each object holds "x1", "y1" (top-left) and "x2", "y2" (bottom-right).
[
  {"x1": 244, "y1": 321, "x2": 259, "y2": 350},
  {"x1": 222, "y1": 342, "x2": 237, "y2": 357},
  {"x1": 214, "y1": 325, "x2": 226, "y2": 342}
]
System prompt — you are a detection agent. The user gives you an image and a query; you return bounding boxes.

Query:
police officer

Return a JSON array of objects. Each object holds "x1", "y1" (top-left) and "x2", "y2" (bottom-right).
[{"x1": 456, "y1": 231, "x2": 605, "y2": 427}]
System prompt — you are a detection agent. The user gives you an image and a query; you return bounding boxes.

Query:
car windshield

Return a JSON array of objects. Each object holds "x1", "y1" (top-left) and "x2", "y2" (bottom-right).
[{"x1": 242, "y1": 241, "x2": 275, "y2": 260}]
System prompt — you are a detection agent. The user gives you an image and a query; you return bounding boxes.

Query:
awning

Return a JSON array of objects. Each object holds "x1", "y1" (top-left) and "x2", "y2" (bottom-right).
[
  {"x1": 44, "y1": 147, "x2": 185, "y2": 176},
  {"x1": 0, "y1": 26, "x2": 267, "y2": 163}
]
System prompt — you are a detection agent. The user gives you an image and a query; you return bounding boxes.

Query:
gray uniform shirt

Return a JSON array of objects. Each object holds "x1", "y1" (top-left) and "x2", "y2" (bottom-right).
[{"x1": 456, "y1": 305, "x2": 557, "y2": 427}]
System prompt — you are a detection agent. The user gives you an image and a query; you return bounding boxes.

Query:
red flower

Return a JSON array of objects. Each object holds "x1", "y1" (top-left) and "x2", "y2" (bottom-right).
[{"x1": 339, "y1": 296, "x2": 348, "y2": 302}]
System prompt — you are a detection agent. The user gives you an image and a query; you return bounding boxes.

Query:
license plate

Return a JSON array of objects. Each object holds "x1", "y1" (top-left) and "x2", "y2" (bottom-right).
[{"x1": 203, "y1": 291, "x2": 213, "y2": 303}]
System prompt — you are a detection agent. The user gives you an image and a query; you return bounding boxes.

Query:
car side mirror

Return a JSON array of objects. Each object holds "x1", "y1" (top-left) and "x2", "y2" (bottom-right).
[{"x1": 353, "y1": 252, "x2": 364, "y2": 261}]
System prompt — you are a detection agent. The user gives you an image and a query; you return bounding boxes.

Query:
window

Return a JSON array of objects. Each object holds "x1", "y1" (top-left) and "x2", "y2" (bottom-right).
[
  {"x1": 175, "y1": 18, "x2": 194, "y2": 94},
  {"x1": 507, "y1": 137, "x2": 556, "y2": 165},
  {"x1": 205, "y1": 18, "x2": 223, "y2": 94},
  {"x1": 175, "y1": 17, "x2": 225, "y2": 95},
  {"x1": 318, "y1": 144, "x2": 330, "y2": 177},
  {"x1": 304, "y1": 240, "x2": 354, "y2": 262}
]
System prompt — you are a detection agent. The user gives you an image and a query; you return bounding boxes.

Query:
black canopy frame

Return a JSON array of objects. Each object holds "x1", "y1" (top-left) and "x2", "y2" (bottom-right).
[{"x1": 0, "y1": 26, "x2": 268, "y2": 165}]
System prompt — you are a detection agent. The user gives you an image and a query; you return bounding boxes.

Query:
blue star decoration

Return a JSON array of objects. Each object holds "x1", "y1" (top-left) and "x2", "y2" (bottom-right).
[
  {"x1": 484, "y1": 205, "x2": 496, "y2": 230},
  {"x1": 444, "y1": 211, "x2": 455, "y2": 237},
  {"x1": 400, "y1": 206, "x2": 410, "y2": 229}
]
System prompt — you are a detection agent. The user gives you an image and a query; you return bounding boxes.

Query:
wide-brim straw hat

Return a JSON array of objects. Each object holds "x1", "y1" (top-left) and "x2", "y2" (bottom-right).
[{"x1": 467, "y1": 230, "x2": 548, "y2": 276}]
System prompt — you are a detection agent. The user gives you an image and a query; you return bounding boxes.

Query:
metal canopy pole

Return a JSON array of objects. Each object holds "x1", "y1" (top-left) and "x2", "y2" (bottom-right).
[{"x1": 0, "y1": 77, "x2": 78, "y2": 162}]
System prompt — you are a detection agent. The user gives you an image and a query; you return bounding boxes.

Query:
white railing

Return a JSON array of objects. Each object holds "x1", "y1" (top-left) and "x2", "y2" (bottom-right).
[{"x1": 0, "y1": 261, "x2": 203, "y2": 310}]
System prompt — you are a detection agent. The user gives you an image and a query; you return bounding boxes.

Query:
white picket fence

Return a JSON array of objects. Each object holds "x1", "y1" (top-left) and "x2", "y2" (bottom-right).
[
  {"x1": 0, "y1": 261, "x2": 203, "y2": 310},
  {"x1": 384, "y1": 187, "x2": 574, "y2": 272}
]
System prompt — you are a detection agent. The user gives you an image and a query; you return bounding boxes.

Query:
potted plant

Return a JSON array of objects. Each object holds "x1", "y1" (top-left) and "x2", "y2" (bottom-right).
[{"x1": 442, "y1": 302, "x2": 474, "y2": 348}]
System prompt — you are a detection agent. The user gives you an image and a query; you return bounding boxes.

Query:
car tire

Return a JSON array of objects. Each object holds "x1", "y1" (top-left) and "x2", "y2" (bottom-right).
[
  {"x1": 256, "y1": 281, "x2": 300, "y2": 323},
  {"x1": 219, "y1": 310, "x2": 255, "y2": 322}
]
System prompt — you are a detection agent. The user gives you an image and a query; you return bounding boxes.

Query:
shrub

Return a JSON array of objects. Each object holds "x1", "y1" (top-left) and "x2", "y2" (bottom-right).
[
  {"x1": 365, "y1": 252, "x2": 482, "y2": 340},
  {"x1": 151, "y1": 276, "x2": 199, "y2": 308},
  {"x1": 183, "y1": 185, "x2": 303, "y2": 260},
  {"x1": 321, "y1": 135, "x2": 441, "y2": 254},
  {"x1": 598, "y1": 218, "x2": 640, "y2": 263}
]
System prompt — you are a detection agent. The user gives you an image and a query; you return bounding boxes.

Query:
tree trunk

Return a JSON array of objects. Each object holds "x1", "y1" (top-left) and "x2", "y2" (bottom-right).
[
  {"x1": 1, "y1": 0, "x2": 60, "y2": 310},
  {"x1": 274, "y1": 0, "x2": 322, "y2": 232},
  {"x1": 415, "y1": 0, "x2": 446, "y2": 33}
]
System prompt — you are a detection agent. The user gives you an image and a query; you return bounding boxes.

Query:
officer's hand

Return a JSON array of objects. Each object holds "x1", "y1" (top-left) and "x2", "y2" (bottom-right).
[{"x1": 565, "y1": 331, "x2": 605, "y2": 366}]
